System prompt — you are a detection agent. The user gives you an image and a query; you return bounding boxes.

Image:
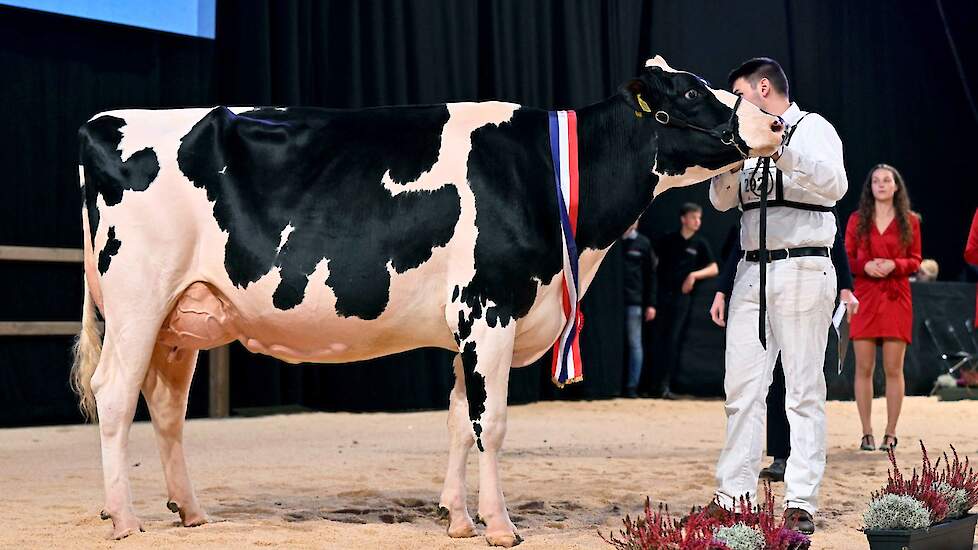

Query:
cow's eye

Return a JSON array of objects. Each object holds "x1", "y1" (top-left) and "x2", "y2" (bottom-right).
[{"x1": 684, "y1": 89, "x2": 700, "y2": 101}]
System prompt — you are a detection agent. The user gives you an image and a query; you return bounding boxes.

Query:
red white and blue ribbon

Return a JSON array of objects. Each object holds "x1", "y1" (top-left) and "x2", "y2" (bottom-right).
[{"x1": 548, "y1": 110, "x2": 584, "y2": 387}]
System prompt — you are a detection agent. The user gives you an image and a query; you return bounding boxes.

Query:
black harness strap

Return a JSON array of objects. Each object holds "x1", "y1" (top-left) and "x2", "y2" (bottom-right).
[
  {"x1": 752, "y1": 113, "x2": 813, "y2": 350},
  {"x1": 758, "y1": 157, "x2": 770, "y2": 348},
  {"x1": 739, "y1": 113, "x2": 813, "y2": 209}
]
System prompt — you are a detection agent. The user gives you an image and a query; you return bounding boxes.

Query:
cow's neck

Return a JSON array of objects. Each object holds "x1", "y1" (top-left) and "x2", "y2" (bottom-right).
[{"x1": 571, "y1": 97, "x2": 657, "y2": 292}]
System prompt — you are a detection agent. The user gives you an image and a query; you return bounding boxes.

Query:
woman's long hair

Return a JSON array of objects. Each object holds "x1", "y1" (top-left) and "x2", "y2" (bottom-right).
[{"x1": 855, "y1": 164, "x2": 915, "y2": 248}]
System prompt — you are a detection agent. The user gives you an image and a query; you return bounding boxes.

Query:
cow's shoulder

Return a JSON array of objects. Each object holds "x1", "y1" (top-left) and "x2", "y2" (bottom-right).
[{"x1": 459, "y1": 106, "x2": 562, "y2": 326}]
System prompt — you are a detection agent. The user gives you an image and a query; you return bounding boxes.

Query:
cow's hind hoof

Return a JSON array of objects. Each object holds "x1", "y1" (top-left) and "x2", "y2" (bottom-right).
[
  {"x1": 108, "y1": 526, "x2": 143, "y2": 540},
  {"x1": 485, "y1": 531, "x2": 522, "y2": 547},
  {"x1": 107, "y1": 518, "x2": 144, "y2": 540},
  {"x1": 167, "y1": 500, "x2": 208, "y2": 527}
]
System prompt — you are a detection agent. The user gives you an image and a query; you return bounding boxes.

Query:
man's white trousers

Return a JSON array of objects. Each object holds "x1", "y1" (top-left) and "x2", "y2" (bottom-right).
[{"x1": 714, "y1": 256, "x2": 836, "y2": 514}]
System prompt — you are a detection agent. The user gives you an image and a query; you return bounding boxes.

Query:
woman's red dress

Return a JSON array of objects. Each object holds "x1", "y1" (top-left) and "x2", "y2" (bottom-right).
[
  {"x1": 845, "y1": 212, "x2": 922, "y2": 343},
  {"x1": 964, "y1": 209, "x2": 978, "y2": 324}
]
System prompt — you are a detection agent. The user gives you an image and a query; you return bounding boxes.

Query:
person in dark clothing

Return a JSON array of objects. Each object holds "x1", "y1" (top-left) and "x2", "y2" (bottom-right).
[
  {"x1": 621, "y1": 223, "x2": 658, "y2": 398},
  {"x1": 654, "y1": 203, "x2": 718, "y2": 398},
  {"x1": 710, "y1": 215, "x2": 858, "y2": 481}
]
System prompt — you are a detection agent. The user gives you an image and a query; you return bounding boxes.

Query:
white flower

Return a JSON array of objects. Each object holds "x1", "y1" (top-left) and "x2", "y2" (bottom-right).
[
  {"x1": 713, "y1": 522, "x2": 765, "y2": 550},
  {"x1": 863, "y1": 494, "x2": 931, "y2": 530},
  {"x1": 935, "y1": 482, "x2": 970, "y2": 519}
]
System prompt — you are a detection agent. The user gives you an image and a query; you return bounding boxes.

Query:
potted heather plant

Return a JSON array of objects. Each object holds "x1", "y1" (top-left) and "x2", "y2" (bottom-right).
[
  {"x1": 601, "y1": 482, "x2": 810, "y2": 550},
  {"x1": 863, "y1": 442, "x2": 978, "y2": 550}
]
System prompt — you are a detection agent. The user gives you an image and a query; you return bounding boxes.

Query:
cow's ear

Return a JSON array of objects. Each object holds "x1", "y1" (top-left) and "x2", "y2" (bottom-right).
[{"x1": 619, "y1": 78, "x2": 656, "y2": 116}]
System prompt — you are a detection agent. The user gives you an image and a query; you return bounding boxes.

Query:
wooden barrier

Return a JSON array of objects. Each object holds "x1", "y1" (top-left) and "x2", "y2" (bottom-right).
[
  {"x1": 0, "y1": 245, "x2": 84, "y2": 263},
  {"x1": 1, "y1": 245, "x2": 231, "y2": 418}
]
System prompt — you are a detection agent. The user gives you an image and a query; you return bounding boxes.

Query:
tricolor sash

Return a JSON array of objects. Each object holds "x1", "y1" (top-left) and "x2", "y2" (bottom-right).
[{"x1": 548, "y1": 110, "x2": 584, "y2": 387}]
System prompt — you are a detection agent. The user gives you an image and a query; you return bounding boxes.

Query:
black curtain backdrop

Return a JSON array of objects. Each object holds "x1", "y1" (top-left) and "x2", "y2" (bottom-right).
[
  {"x1": 1, "y1": 1, "x2": 977, "y2": 426},
  {"x1": 0, "y1": 6, "x2": 216, "y2": 426}
]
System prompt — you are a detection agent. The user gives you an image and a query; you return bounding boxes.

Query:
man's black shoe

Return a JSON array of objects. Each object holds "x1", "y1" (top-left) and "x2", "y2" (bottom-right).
[
  {"x1": 784, "y1": 508, "x2": 815, "y2": 535},
  {"x1": 759, "y1": 458, "x2": 786, "y2": 482}
]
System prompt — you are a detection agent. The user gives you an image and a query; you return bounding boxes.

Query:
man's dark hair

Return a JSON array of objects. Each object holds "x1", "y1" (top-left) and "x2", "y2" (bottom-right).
[
  {"x1": 680, "y1": 202, "x2": 702, "y2": 216},
  {"x1": 727, "y1": 57, "x2": 789, "y2": 98}
]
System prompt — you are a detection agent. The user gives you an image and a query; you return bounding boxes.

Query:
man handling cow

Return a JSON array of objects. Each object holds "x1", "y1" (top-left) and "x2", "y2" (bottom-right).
[{"x1": 708, "y1": 57, "x2": 848, "y2": 535}]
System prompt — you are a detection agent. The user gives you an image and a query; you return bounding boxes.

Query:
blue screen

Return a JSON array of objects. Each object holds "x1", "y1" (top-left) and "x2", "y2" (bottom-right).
[{"x1": 2, "y1": 0, "x2": 215, "y2": 38}]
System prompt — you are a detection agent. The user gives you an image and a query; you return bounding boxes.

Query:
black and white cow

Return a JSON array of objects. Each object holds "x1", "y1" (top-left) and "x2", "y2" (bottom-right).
[{"x1": 72, "y1": 56, "x2": 783, "y2": 545}]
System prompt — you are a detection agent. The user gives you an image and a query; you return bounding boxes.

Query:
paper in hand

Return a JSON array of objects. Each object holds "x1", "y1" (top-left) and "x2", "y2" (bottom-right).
[{"x1": 833, "y1": 302, "x2": 850, "y2": 375}]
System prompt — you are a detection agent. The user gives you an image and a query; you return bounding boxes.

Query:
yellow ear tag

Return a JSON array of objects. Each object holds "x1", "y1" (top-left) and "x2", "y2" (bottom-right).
[
  {"x1": 636, "y1": 93, "x2": 652, "y2": 113},
  {"x1": 634, "y1": 111, "x2": 643, "y2": 118}
]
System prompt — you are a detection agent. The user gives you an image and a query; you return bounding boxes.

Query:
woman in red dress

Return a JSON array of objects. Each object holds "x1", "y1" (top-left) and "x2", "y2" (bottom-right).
[{"x1": 845, "y1": 164, "x2": 921, "y2": 452}]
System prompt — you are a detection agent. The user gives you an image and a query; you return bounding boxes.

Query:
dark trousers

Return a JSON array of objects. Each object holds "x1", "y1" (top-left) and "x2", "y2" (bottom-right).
[
  {"x1": 656, "y1": 293, "x2": 692, "y2": 393},
  {"x1": 624, "y1": 306, "x2": 644, "y2": 391},
  {"x1": 766, "y1": 354, "x2": 791, "y2": 459}
]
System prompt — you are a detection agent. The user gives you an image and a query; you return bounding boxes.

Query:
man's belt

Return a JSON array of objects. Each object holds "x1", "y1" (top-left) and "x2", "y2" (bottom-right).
[{"x1": 743, "y1": 246, "x2": 830, "y2": 262}]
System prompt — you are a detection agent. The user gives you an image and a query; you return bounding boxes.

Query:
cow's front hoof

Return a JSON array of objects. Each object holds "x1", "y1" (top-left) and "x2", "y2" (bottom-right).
[
  {"x1": 439, "y1": 505, "x2": 477, "y2": 538},
  {"x1": 182, "y1": 513, "x2": 208, "y2": 528},
  {"x1": 447, "y1": 518, "x2": 477, "y2": 538},
  {"x1": 485, "y1": 530, "x2": 522, "y2": 547}
]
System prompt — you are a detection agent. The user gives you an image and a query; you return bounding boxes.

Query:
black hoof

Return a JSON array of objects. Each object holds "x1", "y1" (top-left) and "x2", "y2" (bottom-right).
[
  {"x1": 99, "y1": 510, "x2": 110, "y2": 521},
  {"x1": 167, "y1": 501, "x2": 180, "y2": 514},
  {"x1": 514, "y1": 533, "x2": 524, "y2": 546},
  {"x1": 436, "y1": 505, "x2": 450, "y2": 520}
]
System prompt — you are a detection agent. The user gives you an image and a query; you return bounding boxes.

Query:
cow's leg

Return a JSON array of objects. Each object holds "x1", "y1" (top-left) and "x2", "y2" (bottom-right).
[
  {"x1": 142, "y1": 343, "x2": 207, "y2": 527},
  {"x1": 91, "y1": 321, "x2": 161, "y2": 539},
  {"x1": 458, "y1": 326, "x2": 520, "y2": 547},
  {"x1": 438, "y1": 354, "x2": 477, "y2": 538}
]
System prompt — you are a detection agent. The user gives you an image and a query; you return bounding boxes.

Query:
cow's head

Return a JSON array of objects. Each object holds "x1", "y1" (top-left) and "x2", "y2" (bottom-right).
[{"x1": 619, "y1": 56, "x2": 784, "y2": 194}]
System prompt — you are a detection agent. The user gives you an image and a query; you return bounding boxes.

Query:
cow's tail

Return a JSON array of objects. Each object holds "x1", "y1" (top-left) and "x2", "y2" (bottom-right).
[
  {"x1": 71, "y1": 277, "x2": 102, "y2": 422},
  {"x1": 72, "y1": 158, "x2": 102, "y2": 423}
]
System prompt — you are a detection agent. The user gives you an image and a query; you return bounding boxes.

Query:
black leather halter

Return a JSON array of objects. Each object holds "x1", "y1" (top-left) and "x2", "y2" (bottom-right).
[{"x1": 652, "y1": 94, "x2": 750, "y2": 159}]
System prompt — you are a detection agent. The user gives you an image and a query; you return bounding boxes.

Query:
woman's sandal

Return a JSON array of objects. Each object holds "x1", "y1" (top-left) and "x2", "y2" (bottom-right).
[
  {"x1": 860, "y1": 434, "x2": 876, "y2": 451},
  {"x1": 879, "y1": 434, "x2": 898, "y2": 452}
]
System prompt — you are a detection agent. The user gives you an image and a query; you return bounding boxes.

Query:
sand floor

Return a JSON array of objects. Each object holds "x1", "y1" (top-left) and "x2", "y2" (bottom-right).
[{"x1": 2, "y1": 396, "x2": 976, "y2": 549}]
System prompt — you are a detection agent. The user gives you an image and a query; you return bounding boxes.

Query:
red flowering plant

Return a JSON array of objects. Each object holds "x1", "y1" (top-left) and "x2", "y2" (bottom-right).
[
  {"x1": 959, "y1": 368, "x2": 978, "y2": 388},
  {"x1": 934, "y1": 445, "x2": 978, "y2": 519},
  {"x1": 871, "y1": 442, "x2": 949, "y2": 524},
  {"x1": 864, "y1": 441, "x2": 978, "y2": 532},
  {"x1": 601, "y1": 482, "x2": 810, "y2": 550}
]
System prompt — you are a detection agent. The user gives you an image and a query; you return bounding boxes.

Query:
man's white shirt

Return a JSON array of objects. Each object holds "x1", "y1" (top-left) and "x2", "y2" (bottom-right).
[{"x1": 710, "y1": 102, "x2": 848, "y2": 250}]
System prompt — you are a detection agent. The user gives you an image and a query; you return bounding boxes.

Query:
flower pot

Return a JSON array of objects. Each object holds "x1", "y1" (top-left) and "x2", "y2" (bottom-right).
[{"x1": 864, "y1": 513, "x2": 977, "y2": 550}]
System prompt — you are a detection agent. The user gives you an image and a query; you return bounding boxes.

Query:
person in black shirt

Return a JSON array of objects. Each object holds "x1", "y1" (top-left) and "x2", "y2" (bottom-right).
[
  {"x1": 653, "y1": 203, "x2": 718, "y2": 398},
  {"x1": 621, "y1": 223, "x2": 658, "y2": 398},
  {"x1": 710, "y1": 216, "x2": 858, "y2": 481}
]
